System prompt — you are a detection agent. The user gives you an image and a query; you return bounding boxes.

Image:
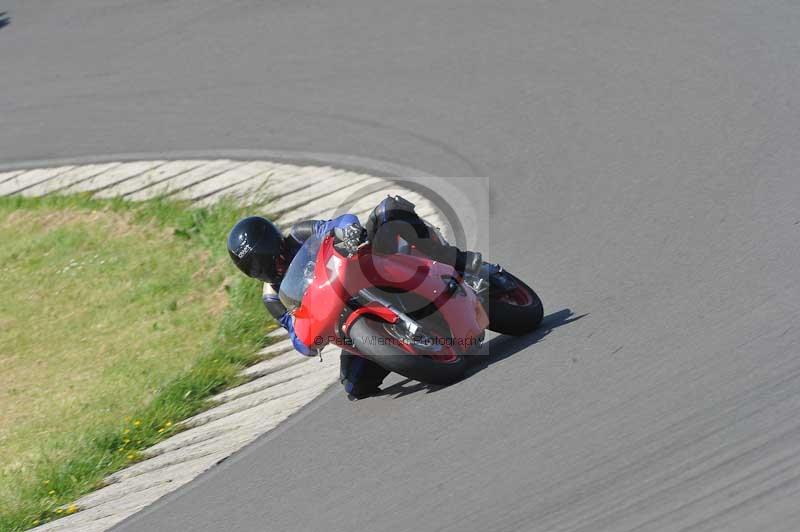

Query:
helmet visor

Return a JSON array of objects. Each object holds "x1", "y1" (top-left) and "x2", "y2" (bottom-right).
[{"x1": 247, "y1": 238, "x2": 289, "y2": 283}]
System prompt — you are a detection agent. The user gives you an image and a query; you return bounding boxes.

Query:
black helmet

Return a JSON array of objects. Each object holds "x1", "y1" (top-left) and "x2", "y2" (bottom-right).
[{"x1": 227, "y1": 216, "x2": 287, "y2": 283}]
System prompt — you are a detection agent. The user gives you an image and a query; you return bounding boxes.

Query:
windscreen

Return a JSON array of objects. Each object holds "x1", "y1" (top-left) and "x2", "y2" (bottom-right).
[{"x1": 278, "y1": 234, "x2": 323, "y2": 312}]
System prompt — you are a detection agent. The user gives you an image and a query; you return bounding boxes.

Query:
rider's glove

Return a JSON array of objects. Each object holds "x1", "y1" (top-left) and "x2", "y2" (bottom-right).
[{"x1": 333, "y1": 223, "x2": 367, "y2": 257}]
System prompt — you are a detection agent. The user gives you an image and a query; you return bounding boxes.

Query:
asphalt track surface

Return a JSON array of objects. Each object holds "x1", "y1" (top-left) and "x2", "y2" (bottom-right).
[{"x1": 4, "y1": 2, "x2": 800, "y2": 531}]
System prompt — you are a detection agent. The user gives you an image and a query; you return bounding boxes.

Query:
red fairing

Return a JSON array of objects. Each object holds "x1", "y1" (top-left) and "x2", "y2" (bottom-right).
[
  {"x1": 290, "y1": 236, "x2": 349, "y2": 348},
  {"x1": 291, "y1": 236, "x2": 488, "y2": 354}
]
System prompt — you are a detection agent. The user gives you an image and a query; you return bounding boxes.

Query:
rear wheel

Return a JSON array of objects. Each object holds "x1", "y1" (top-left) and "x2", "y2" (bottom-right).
[
  {"x1": 485, "y1": 270, "x2": 543, "y2": 335},
  {"x1": 347, "y1": 317, "x2": 469, "y2": 385}
]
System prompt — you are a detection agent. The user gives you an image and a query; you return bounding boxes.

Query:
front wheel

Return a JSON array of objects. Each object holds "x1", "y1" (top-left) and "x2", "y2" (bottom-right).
[
  {"x1": 347, "y1": 317, "x2": 469, "y2": 385},
  {"x1": 485, "y1": 270, "x2": 543, "y2": 335}
]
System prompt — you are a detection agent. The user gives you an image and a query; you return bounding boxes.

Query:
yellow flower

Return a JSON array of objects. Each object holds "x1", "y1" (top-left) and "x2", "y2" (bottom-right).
[
  {"x1": 48, "y1": 490, "x2": 55, "y2": 495},
  {"x1": 55, "y1": 508, "x2": 63, "y2": 514},
  {"x1": 157, "y1": 428, "x2": 164, "y2": 434},
  {"x1": 127, "y1": 453, "x2": 135, "y2": 460},
  {"x1": 66, "y1": 505, "x2": 78, "y2": 515},
  {"x1": 133, "y1": 420, "x2": 141, "y2": 427},
  {"x1": 165, "y1": 421, "x2": 172, "y2": 427}
]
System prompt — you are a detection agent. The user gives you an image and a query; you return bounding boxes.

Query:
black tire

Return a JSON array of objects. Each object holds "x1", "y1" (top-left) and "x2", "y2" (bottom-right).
[
  {"x1": 486, "y1": 271, "x2": 543, "y2": 335},
  {"x1": 348, "y1": 317, "x2": 469, "y2": 385}
]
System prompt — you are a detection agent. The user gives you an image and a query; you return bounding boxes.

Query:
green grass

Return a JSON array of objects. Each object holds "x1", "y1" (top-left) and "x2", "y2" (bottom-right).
[{"x1": 0, "y1": 194, "x2": 273, "y2": 531}]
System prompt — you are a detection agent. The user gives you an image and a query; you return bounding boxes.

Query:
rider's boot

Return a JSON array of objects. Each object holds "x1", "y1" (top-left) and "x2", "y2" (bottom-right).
[
  {"x1": 455, "y1": 250, "x2": 483, "y2": 277},
  {"x1": 425, "y1": 243, "x2": 482, "y2": 277}
]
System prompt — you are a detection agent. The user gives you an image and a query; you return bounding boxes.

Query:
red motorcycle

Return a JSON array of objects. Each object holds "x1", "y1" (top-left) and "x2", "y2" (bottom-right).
[{"x1": 278, "y1": 225, "x2": 543, "y2": 385}]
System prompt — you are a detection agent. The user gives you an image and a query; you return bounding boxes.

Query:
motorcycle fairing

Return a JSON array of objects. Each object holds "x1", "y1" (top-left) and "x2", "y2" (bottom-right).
[{"x1": 292, "y1": 236, "x2": 488, "y2": 353}]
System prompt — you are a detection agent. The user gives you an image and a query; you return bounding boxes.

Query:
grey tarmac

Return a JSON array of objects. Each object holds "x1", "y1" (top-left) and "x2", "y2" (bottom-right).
[{"x1": 2, "y1": 1, "x2": 800, "y2": 531}]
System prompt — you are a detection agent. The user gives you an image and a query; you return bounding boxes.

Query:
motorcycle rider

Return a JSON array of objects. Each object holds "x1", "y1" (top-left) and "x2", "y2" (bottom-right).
[{"x1": 227, "y1": 195, "x2": 482, "y2": 399}]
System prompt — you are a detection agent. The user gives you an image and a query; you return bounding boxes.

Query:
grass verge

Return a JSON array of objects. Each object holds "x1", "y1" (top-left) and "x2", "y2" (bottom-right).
[{"x1": 0, "y1": 194, "x2": 273, "y2": 531}]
